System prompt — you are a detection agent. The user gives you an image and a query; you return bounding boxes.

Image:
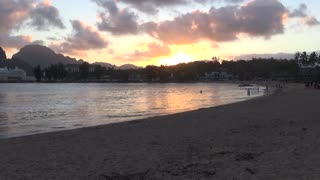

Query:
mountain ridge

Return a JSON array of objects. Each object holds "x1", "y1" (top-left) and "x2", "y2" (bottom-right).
[
  {"x1": 0, "y1": 47, "x2": 7, "y2": 61},
  {"x1": 11, "y1": 45, "x2": 140, "y2": 69}
]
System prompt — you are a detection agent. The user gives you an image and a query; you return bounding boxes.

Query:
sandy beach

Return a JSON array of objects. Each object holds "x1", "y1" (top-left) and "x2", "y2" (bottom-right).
[{"x1": 1, "y1": 84, "x2": 320, "y2": 179}]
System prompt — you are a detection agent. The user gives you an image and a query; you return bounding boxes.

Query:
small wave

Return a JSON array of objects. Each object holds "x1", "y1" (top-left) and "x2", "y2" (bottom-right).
[
  {"x1": 27, "y1": 130, "x2": 42, "y2": 134},
  {"x1": 51, "y1": 126, "x2": 66, "y2": 129}
]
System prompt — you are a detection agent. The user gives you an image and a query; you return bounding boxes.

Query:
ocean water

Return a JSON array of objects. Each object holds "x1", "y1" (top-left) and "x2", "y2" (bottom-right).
[{"x1": 0, "y1": 83, "x2": 265, "y2": 138}]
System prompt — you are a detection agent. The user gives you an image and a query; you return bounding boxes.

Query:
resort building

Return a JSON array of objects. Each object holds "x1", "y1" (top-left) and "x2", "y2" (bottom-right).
[{"x1": 0, "y1": 67, "x2": 29, "y2": 82}]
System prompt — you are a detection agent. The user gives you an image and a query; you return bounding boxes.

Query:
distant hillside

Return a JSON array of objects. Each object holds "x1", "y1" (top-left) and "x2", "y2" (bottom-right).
[
  {"x1": 12, "y1": 45, "x2": 84, "y2": 68},
  {"x1": 93, "y1": 62, "x2": 140, "y2": 70},
  {"x1": 232, "y1": 53, "x2": 295, "y2": 60},
  {"x1": 119, "y1": 64, "x2": 141, "y2": 70},
  {"x1": 93, "y1": 62, "x2": 116, "y2": 69},
  {"x1": 0, "y1": 47, "x2": 7, "y2": 61}
]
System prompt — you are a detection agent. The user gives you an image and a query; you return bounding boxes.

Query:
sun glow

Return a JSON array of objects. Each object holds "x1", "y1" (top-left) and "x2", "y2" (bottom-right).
[{"x1": 158, "y1": 53, "x2": 194, "y2": 66}]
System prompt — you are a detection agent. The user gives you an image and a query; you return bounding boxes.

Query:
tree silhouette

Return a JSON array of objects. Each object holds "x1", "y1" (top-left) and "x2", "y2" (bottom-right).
[
  {"x1": 56, "y1": 63, "x2": 67, "y2": 80},
  {"x1": 309, "y1": 52, "x2": 318, "y2": 66},
  {"x1": 300, "y1": 52, "x2": 309, "y2": 66},
  {"x1": 93, "y1": 65, "x2": 104, "y2": 80},
  {"x1": 33, "y1": 65, "x2": 42, "y2": 82},
  {"x1": 80, "y1": 62, "x2": 90, "y2": 80}
]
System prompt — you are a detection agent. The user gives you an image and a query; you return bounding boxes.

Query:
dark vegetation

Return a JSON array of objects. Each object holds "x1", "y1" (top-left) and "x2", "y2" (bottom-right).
[
  {"x1": 1, "y1": 45, "x2": 319, "y2": 83},
  {"x1": 33, "y1": 55, "x2": 310, "y2": 83}
]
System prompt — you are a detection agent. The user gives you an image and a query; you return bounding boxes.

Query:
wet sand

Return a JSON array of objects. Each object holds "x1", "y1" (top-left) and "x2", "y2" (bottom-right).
[{"x1": 1, "y1": 84, "x2": 320, "y2": 180}]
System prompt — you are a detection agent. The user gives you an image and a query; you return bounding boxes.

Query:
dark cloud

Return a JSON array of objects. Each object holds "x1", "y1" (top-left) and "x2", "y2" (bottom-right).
[
  {"x1": 0, "y1": 0, "x2": 64, "y2": 49},
  {"x1": 29, "y1": 1, "x2": 65, "y2": 30},
  {"x1": 0, "y1": 0, "x2": 34, "y2": 48},
  {"x1": 0, "y1": 0, "x2": 34, "y2": 33},
  {"x1": 118, "y1": 0, "x2": 186, "y2": 14},
  {"x1": 93, "y1": 0, "x2": 139, "y2": 35},
  {"x1": 143, "y1": 0, "x2": 287, "y2": 45},
  {"x1": 50, "y1": 20, "x2": 108, "y2": 55},
  {"x1": 0, "y1": 34, "x2": 32, "y2": 49}
]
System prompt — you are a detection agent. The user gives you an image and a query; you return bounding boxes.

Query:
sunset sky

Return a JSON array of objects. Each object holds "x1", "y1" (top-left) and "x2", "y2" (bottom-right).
[{"x1": 1, "y1": 0, "x2": 319, "y2": 66}]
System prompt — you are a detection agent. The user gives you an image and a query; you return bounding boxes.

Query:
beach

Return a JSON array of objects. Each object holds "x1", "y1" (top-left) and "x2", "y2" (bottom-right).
[{"x1": 1, "y1": 83, "x2": 320, "y2": 179}]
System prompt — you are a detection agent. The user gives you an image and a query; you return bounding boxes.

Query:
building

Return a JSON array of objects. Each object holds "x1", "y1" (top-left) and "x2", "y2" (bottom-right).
[
  {"x1": 0, "y1": 67, "x2": 28, "y2": 82},
  {"x1": 65, "y1": 64, "x2": 95, "y2": 73},
  {"x1": 204, "y1": 71, "x2": 234, "y2": 81},
  {"x1": 65, "y1": 64, "x2": 80, "y2": 73},
  {"x1": 128, "y1": 73, "x2": 146, "y2": 82}
]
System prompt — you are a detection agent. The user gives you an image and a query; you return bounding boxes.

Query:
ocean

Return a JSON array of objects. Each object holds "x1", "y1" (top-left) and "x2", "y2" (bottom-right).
[{"x1": 0, "y1": 83, "x2": 265, "y2": 138}]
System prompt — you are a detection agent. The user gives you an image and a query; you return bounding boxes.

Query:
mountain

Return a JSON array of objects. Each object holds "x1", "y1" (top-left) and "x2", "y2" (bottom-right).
[
  {"x1": 10, "y1": 45, "x2": 141, "y2": 72},
  {"x1": 0, "y1": 47, "x2": 7, "y2": 61},
  {"x1": 93, "y1": 62, "x2": 116, "y2": 69},
  {"x1": 119, "y1": 64, "x2": 141, "y2": 70},
  {"x1": 0, "y1": 47, "x2": 32, "y2": 75},
  {"x1": 12, "y1": 45, "x2": 84, "y2": 68}
]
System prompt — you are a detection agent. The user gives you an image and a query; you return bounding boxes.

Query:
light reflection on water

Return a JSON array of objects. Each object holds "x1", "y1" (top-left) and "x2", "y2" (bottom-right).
[{"x1": 0, "y1": 83, "x2": 265, "y2": 138}]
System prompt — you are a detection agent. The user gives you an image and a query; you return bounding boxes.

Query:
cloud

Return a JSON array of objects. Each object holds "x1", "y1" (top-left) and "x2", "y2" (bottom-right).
[
  {"x1": 289, "y1": 3, "x2": 307, "y2": 18},
  {"x1": 132, "y1": 43, "x2": 171, "y2": 59},
  {"x1": 0, "y1": 0, "x2": 34, "y2": 33},
  {"x1": 0, "y1": 0, "x2": 65, "y2": 49},
  {"x1": 143, "y1": 0, "x2": 287, "y2": 45},
  {"x1": 115, "y1": 42, "x2": 171, "y2": 62},
  {"x1": 31, "y1": 40, "x2": 45, "y2": 45},
  {"x1": 93, "y1": 0, "x2": 139, "y2": 35},
  {"x1": 289, "y1": 3, "x2": 320, "y2": 27},
  {"x1": 118, "y1": 0, "x2": 186, "y2": 14},
  {"x1": 0, "y1": 0, "x2": 34, "y2": 49},
  {"x1": 50, "y1": 20, "x2": 108, "y2": 56},
  {"x1": 302, "y1": 17, "x2": 320, "y2": 26},
  {"x1": 0, "y1": 34, "x2": 32, "y2": 49},
  {"x1": 118, "y1": 0, "x2": 244, "y2": 14},
  {"x1": 29, "y1": 0, "x2": 65, "y2": 30}
]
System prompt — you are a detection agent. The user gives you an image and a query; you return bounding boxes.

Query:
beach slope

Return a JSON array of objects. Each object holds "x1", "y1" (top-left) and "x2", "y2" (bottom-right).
[{"x1": 1, "y1": 84, "x2": 320, "y2": 179}]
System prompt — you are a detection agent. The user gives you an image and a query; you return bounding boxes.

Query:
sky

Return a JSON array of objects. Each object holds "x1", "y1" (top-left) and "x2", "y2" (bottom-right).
[{"x1": 0, "y1": 0, "x2": 320, "y2": 66}]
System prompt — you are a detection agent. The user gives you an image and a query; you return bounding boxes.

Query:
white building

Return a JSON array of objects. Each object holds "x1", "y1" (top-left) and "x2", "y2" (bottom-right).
[{"x1": 0, "y1": 67, "x2": 28, "y2": 82}]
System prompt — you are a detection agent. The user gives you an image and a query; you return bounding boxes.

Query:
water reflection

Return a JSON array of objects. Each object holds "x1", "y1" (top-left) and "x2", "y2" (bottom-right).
[{"x1": 0, "y1": 83, "x2": 265, "y2": 138}]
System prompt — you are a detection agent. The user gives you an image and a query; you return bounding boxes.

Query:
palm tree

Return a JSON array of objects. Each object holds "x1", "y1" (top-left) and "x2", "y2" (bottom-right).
[
  {"x1": 309, "y1": 52, "x2": 318, "y2": 67},
  {"x1": 300, "y1": 52, "x2": 309, "y2": 66}
]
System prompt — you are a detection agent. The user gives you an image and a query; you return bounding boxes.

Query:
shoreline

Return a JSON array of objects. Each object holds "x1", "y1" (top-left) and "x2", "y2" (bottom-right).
[{"x1": 2, "y1": 83, "x2": 319, "y2": 179}]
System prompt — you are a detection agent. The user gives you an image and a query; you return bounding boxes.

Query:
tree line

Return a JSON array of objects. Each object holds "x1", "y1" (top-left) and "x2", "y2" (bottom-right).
[
  {"x1": 33, "y1": 52, "x2": 320, "y2": 82},
  {"x1": 295, "y1": 51, "x2": 320, "y2": 67},
  {"x1": 294, "y1": 51, "x2": 320, "y2": 82}
]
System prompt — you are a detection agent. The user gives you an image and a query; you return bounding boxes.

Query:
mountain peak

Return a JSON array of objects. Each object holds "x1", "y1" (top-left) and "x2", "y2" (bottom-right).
[
  {"x1": 12, "y1": 45, "x2": 82, "y2": 67},
  {"x1": 0, "y1": 47, "x2": 7, "y2": 61},
  {"x1": 119, "y1": 64, "x2": 141, "y2": 70}
]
